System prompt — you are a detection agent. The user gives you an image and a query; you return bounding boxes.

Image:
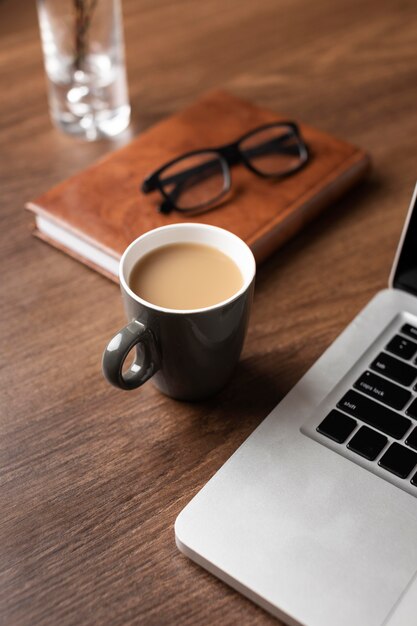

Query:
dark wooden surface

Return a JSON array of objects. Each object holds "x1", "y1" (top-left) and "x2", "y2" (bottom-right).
[{"x1": 1, "y1": 1, "x2": 416, "y2": 625}]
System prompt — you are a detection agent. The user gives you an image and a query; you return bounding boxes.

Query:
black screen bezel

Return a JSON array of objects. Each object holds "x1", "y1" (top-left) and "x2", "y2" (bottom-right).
[{"x1": 392, "y1": 185, "x2": 417, "y2": 297}]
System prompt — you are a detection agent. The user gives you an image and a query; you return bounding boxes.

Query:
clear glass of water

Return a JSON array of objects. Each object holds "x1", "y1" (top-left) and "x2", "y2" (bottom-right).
[{"x1": 37, "y1": 0, "x2": 130, "y2": 141}]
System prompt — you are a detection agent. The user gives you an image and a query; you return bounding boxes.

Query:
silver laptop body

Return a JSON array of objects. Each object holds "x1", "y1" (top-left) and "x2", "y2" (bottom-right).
[{"x1": 175, "y1": 184, "x2": 417, "y2": 626}]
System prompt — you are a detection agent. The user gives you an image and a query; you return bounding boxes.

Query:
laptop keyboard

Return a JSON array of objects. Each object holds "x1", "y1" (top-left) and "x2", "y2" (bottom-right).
[{"x1": 316, "y1": 322, "x2": 417, "y2": 488}]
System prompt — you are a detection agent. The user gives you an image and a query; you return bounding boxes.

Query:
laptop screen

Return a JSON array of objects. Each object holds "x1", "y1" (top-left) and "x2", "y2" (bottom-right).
[{"x1": 392, "y1": 184, "x2": 417, "y2": 297}]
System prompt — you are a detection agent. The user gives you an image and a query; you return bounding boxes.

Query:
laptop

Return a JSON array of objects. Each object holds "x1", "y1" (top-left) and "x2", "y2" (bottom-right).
[{"x1": 175, "y1": 183, "x2": 417, "y2": 626}]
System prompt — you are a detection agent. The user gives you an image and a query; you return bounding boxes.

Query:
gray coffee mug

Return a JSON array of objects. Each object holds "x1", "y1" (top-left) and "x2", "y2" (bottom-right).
[{"x1": 102, "y1": 223, "x2": 256, "y2": 401}]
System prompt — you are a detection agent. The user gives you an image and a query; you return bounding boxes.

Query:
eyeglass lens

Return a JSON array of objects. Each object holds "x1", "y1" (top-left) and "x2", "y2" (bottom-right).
[
  {"x1": 159, "y1": 151, "x2": 228, "y2": 211},
  {"x1": 239, "y1": 124, "x2": 304, "y2": 176}
]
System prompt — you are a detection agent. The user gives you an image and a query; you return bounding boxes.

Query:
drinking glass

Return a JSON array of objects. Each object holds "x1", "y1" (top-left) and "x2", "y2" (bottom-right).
[{"x1": 37, "y1": 0, "x2": 130, "y2": 140}]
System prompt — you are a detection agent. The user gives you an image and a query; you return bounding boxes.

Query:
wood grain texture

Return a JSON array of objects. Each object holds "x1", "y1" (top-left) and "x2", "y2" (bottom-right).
[{"x1": 0, "y1": 0, "x2": 416, "y2": 625}]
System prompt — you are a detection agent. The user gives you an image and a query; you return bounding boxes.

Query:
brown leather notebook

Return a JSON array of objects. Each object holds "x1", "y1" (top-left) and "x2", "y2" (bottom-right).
[{"x1": 26, "y1": 90, "x2": 370, "y2": 282}]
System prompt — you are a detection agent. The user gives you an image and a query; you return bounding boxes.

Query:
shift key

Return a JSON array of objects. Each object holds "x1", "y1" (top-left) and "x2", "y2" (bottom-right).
[
  {"x1": 354, "y1": 371, "x2": 411, "y2": 410},
  {"x1": 337, "y1": 390, "x2": 411, "y2": 439}
]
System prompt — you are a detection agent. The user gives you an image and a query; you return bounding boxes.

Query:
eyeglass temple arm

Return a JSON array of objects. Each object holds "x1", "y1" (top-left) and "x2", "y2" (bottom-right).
[
  {"x1": 243, "y1": 137, "x2": 302, "y2": 160},
  {"x1": 142, "y1": 158, "x2": 224, "y2": 194}
]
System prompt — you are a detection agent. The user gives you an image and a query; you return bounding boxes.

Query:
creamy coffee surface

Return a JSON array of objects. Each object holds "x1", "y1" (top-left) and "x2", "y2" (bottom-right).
[{"x1": 129, "y1": 243, "x2": 243, "y2": 310}]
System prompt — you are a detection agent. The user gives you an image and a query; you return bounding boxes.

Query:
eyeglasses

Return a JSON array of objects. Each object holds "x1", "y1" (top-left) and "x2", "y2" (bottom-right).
[{"x1": 141, "y1": 122, "x2": 309, "y2": 215}]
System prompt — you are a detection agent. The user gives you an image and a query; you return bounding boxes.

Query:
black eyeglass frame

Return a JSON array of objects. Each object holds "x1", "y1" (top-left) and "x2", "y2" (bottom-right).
[{"x1": 141, "y1": 121, "x2": 309, "y2": 214}]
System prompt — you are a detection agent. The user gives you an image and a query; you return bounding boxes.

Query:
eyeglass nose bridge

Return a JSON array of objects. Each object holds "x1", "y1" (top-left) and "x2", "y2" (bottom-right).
[{"x1": 218, "y1": 144, "x2": 242, "y2": 167}]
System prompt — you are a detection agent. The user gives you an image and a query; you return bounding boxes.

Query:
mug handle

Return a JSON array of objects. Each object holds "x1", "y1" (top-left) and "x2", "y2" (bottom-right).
[{"x1": 102, "y1": 320, "x2": 159, "y2": 390}]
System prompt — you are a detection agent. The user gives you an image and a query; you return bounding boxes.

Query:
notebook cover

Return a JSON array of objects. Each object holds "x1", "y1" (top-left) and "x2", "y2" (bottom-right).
[{"x1": 26, "y1": 90, "x2": 370, "y2": 281}]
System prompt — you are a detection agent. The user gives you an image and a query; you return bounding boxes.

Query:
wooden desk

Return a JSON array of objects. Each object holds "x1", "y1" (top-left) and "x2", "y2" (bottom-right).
[{"x1": 1, "y1": 1, "x2": 416, "y2": 624}]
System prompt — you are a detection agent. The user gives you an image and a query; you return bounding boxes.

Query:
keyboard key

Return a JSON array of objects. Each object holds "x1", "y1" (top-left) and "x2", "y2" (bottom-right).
[
  {"x1": 405, "y1": 427, "x2": 417, "y2": 451},
  {"x1": 406, "y1": 398, "x2": 417, "y2": 419},
  {"x1": 317, "y1": 410, "x2": 356, "y2": 443},
  {"x1": 347, "y1": 426, "x2": 387, "y2": 460},
  {"x1": 401, "y1": 324, "x2": 417, "y2": 341},
  {"x1": 370, "y1": 352, "x2": 417, "y2": 387},
  {"x1": 378, "y1": 443, "x2": 417, "y2": 478},
  {"x1": 353, "y1": 371, "x2": 411, "y2": 410},
  {"x1": 386, "y1": 335, "x2": 417, "y2": 360},
  {"x1": 411, "y1": 472, "x2": 417, "y2": 486},
  {"x1": 337, "y1": 390, "x2": 411, "y2": 439}
]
